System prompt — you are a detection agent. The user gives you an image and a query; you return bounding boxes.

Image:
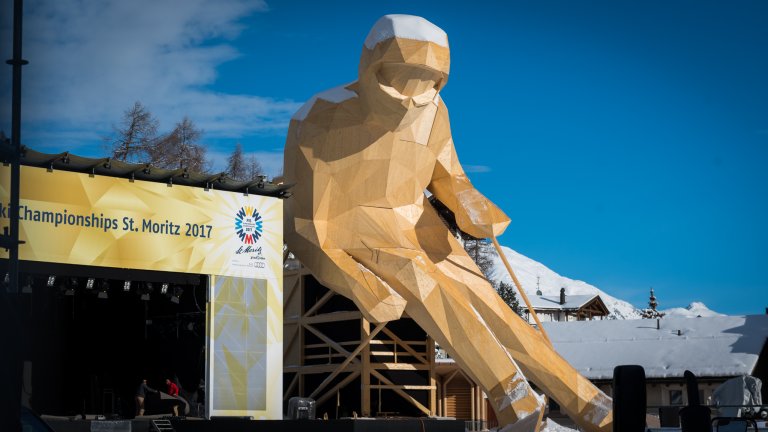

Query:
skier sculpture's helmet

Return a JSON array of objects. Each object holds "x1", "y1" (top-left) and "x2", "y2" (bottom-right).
[{"x1": 359, "y1": 15, "x2": 450, "y2": 105}]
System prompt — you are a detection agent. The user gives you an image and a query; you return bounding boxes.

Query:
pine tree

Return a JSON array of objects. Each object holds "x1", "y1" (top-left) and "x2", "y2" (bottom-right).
[{"x1": 496, "y1": 281, "x2": 523, "y2": 316}]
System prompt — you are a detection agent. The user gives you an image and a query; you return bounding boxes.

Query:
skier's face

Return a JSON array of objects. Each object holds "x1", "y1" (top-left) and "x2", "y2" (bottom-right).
[{"x1": 376, "y1": 63, "x2": 444, "y2": 106}]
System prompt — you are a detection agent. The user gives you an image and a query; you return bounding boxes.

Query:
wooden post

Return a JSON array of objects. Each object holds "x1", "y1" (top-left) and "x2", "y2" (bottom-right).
[{"x1": 362, "y1": 319, "x2": 371, "y2": 417}]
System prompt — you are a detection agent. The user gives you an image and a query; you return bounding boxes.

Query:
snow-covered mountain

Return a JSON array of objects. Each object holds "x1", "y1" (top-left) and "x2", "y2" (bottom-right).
[
  {"x1": 486, "y1": 245, "x2": 643, "y2": 319},
  {"x1": 486, "y1": 244, "x2": 723, "y2": 319},
  {"x1": 662, "y1": 301, "x2": 724, "y2": 318}
]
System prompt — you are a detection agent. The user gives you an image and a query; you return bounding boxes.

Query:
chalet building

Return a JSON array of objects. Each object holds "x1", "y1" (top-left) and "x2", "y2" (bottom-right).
[
  {"x1": 524, "y1": 287, "x2": 609, "y2": 323},
  {"x1": 542, "y1": 314, "x2": 768, "y2": 409}
]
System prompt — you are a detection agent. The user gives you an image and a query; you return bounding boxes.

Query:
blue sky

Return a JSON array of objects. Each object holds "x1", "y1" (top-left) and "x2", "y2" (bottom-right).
[{"x1": 1, "y1": 0, "x2": 766, "y2": 314}]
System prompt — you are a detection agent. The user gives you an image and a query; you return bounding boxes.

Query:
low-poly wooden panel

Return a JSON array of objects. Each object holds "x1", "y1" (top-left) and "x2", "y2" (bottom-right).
[{"x1": 283, "y1": 14, "x2": 612, "y2": 432}]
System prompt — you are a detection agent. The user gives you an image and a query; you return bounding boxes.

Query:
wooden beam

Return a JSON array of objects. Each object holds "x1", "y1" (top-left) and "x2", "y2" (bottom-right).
[
  {"x1": 428, "y1": 337, "x2": 437, "y2": 416},
  {"x1": 305, "y1": 341, "x2": 361, "y2": 349},
  {"x1": 303, "y1": 324, "x2": 358, "y2": 362},
  {"x1": 283, "y1": 274, "x2": 300, "y2": 305},
  {"x1": 303, "y1": 289, "x2": 336, "y2": 317},
  {"x1": 362, "y1": 319, "x2": 371, "y2": 417},
  {"x1": 304, "y1": 353, "x2": 349, "y2": 361},
  {"x1": 315, "y1": 371, "x2": 361, "y2": 407},
  {"x1": 284, "y1": 373, "x2": 299, "y2": 401},
  {"x1": 370, "y1": 384, "x2": 436, "y2": 390},
  {"x1": 381, "y1": 327, "x2": 428, "y2": 364},
  {"x1": 371, "y1": 363, "x2": 430, "y2": 370},
  {"x1": 369, "y1": 340, "x2": 427, "y2": 346},
  {"x1": 300, "y1": 311, "x2": 362, "y2": 325},
  {"x1": 285, "y1": 364, "x2": 361, "y2": 374},
  {"x1": 370, "y1": 369, "x2": 431, "y2": 416},
  {"x1": 309, "y1": 322, "x2": 386, "y2": 399},
  {"x1": 283, "y1": 323, "x2": 300, "y2": 357}
]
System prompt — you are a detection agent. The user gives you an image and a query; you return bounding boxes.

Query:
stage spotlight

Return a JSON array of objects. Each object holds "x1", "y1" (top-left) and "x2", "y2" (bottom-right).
[
  {"x1": 98, "y1": 281, "x2": 109, "y2": 299},
  {"x1": 170, "y1": 286, "x2": 183, "y2": 304},
  {"x1": 47, "y1": 275, "x2": 56, "y2": 287},
  {"x1": 123, "y1": 280, "x2": 131, "y2": 292},
  {"x1": 21, "y1": 277, "x2": 33, "y2": 294},
  {"x1": 160, "y1": 283, "x2": 169, "y2": 295},
  {"x1": 140, "y1": 282, "x2": 153, "y2": 301},
  {"x1": 86, "y1": 278, "x2": 95, "y2": 289},
  {"x1": 64, "y1": 285, "x2": 75, "y2": 296}
]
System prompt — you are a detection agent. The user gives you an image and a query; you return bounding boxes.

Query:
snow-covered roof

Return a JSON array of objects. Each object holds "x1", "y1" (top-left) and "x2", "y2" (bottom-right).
[
  {"x1": 542, "y1": 314, "x2": 768, "y2": 380},
  {"x1": 364, "y1": 15, "x2": 448, "y2": 50},
  {"x1": 529, "y1": 294, "x2": 598, "y2": 311}
]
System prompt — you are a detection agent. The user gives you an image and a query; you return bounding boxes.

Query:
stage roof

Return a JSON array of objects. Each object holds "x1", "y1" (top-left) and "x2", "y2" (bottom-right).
[{"x1": 11, "y1": 147, "x2": 292, "y2": 198}]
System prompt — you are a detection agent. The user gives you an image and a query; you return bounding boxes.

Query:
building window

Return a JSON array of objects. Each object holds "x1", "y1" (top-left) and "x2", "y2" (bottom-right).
[{"x1": 669, "y1": 389, "x2": 683, "y2": 406}]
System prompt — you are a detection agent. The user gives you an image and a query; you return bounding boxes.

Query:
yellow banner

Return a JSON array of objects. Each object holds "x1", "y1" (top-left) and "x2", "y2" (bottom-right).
[{"x1": 0, "y1": 165, "x2": 283, "y2": 279}]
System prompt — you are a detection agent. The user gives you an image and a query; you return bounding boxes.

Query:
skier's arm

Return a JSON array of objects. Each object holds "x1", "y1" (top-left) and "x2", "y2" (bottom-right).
[{"x1": 427, "y1": 104, "x2": 509, "y2": 238}]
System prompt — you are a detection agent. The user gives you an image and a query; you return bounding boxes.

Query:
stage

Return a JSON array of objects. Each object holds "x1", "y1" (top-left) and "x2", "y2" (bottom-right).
[{"x1": 44, "y1": 417, "x2": 466, "y2": 432}]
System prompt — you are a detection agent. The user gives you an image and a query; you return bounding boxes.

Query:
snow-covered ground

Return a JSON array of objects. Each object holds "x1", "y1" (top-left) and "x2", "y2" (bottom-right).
[
  {"x1": 495, "y1": 418, "x2": 577, "y2": 432},
  {"x1": 487, "y1": 244, "x2": 720, "y2": 319}
]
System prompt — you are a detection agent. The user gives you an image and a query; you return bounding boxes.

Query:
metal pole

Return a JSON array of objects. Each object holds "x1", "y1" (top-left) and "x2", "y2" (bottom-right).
[
  {"x1": 6, "y1": 0, "x2": 27, "y2": 293},
  {"x1": 2, "y1": 1, "x2": 27, "y2": 431}
]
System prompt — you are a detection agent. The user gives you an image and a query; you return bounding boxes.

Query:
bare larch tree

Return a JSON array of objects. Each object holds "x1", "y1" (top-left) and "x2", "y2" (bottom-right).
[{"x1": 109, "y1": 102, "x2": 158, "y2": 163}]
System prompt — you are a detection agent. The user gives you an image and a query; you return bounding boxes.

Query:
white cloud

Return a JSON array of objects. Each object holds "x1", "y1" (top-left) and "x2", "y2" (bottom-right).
[
  {"x1": 464, "y1": 164, "x2": 492, "y2": 173},
  {"x1": 0, "y1": 0, "x2": 299, "y2": 152}
]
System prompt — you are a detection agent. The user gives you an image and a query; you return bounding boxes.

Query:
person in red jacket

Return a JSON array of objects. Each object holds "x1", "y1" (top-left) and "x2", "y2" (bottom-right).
[
  {"x1": 165, "y1": 378, "x2": 179, "y2": 396},
  {"x1": 165, "y1": 378, "x2": 180, "y2": 415}
]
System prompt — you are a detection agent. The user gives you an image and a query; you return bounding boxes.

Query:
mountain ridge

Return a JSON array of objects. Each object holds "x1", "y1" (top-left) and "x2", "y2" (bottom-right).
[{"x1": 487, "y1": 244, "x2": 720, "y2": 319}]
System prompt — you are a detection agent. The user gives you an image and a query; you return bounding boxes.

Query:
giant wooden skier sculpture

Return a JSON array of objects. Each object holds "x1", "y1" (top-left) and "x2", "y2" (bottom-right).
[{"x1": 283, "y1": 15, "x2": 612, "y2": 432}]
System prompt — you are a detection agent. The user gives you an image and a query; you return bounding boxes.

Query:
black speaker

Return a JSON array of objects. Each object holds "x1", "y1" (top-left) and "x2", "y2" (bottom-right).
[
  {"x1": 679, "y1": 370, "x2": 711, "y2": 432},
  {"x1": 612, "y1": 365, "x2": 646, "y2": 432},
  {"x1": 287, "y1": 397, "x2": 316, "y2": 420}
]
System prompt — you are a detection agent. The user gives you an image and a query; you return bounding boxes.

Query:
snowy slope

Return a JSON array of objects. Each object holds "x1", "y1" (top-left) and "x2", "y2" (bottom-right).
[
  {"x1": 486, "y1": 245, "x2": 643, "y2": 319},
  {"x1": 662, "y1": 301, "x2": 724, "y2": 317}
]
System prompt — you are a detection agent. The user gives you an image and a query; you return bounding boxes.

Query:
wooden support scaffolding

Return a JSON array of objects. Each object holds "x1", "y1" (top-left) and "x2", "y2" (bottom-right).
[{"x1": 283, "y1": 269, "x2": 442, "y2": 419}]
